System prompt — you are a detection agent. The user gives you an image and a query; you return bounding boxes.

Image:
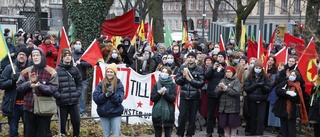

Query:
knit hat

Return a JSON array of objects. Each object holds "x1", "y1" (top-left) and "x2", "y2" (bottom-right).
[
  {"x1": 61, "y1": 48, "x2": 71, "y2": 59},
  {"x1": 18, "y1": 47, "x2": 30, "y2": 57},
  {"x1": 217, "y1": 51, "x2": 226, "y2": 59},
  {"x1": 204, "y1": 56, "x2": 213, "y2": 62},
  {"x1": 106, "y1": 63, "x2": 117, "y2": 74},
  {"x1": 187, "y1": 52, "x2": 196, "y2": 58},
  {"x1": 43, "y1": 35, "x2": 51, "y2": 41},
  {"x1": 184, "y1": 42, "x2": 193, "y2": 49},
  {"x1": 240, "y1": 56, "x2": 248, "y2": 63},
  {"x1": 31, "y1": 48, "x2": 44, "y2": 56},
  {"x1": 254, "y1": 59, "x2": 263, "y2": 68},
  {"x1": 225, "y1": 66, "x2": 236, "y2": 74}
]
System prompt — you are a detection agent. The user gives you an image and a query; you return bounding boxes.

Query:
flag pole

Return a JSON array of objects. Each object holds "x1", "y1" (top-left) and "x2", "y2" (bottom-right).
[{"x1": 7, "y1": 52, "x2": 16, "y2": 74}]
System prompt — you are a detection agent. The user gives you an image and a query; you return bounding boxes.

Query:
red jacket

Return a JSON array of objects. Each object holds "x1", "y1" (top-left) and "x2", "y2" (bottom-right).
[{"x1": 38, "y1": 43, "x2": 58, "y2": 68}]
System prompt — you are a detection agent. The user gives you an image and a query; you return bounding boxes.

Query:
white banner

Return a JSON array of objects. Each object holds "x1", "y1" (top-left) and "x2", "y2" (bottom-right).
[{"x1": 91, "y1": 63, "x2": 180, "y2": 125}]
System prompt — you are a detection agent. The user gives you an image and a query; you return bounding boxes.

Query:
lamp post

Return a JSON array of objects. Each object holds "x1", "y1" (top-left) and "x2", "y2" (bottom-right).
[{"x1": 202, "y1": 0, "x2": 205, "y2": 43}]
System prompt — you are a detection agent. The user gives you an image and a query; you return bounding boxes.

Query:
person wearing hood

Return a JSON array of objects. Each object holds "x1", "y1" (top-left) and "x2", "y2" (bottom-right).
[
  {"x1": 72, "y1": 40, "x2": 93, "y2": 115},
  {"x1": 16, "y1": 48, "x2": 59, "y2": 137},
  {"x1": 15, "y1": 37, "x2": 26, "y2": 53},
  {"x1": 54, "y1": 48, "x2": 82, "y2": 137},
  {"x1": 214, "y1": 66, "x2": 242, "y2": 137},
  {"x1": 1, "y1": 37, "x2": 17, "y2": 72},
  {"x1": 0, "y1": 48, "x2": 31, "y2": 137},
  {"x1": 131, "y1": 46, "x2": 156, "y2": 75},
  {"x1": 38, "y1": 35, "x2": 58, "y2": 68},
  {"x1": 117, "y1": 44, "x2": 130, "y2": 65},
  {"x1": 106, "y1": 48, "x2": 123, "y2": 64},
  {"x1": 123, "y1": 37, "x2": 135, "y2": 65},
  {"x1": 154, "y1": 43, "x2": 168, "y2": 64}
]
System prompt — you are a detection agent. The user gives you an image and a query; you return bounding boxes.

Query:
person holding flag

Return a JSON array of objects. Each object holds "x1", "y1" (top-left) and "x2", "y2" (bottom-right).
[{"x1": 1, "y1": 37, "x2": 16, "y2": 72}]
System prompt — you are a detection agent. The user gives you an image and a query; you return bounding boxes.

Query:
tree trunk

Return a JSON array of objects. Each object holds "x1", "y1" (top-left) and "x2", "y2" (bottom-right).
[
  {"x1": 148, "y1": 0, "x2": 164, "y2": 43},
  {"x1": 62, "y1": 0, "x2": 69, "y2": 32},
  {"x1": 212, "y1": 0, "x2": 221, "y2": 22},
  {"x1": 305, "y1": 0, "x2": 320, "y2": 40},
  {"x1": 181, "y1": 0, "x2": 187, "y2": 30},
  {"x1": 34, "y1": 0, "x2": 41, "y2": 31}
]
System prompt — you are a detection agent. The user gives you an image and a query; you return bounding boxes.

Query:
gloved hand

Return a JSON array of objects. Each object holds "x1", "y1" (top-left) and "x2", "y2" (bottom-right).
[
  {"x1": 286, "y1": 91, "x2": 297, "y2": 97},
  {"x1": 256, "y1": 82, "x2": 263, "y2": 87},
  {"x1": 11, "y1": 72, "x2": 20, "y2": 81},
  {"x1": 46, "y1": 50, "x2": 52, "y2": 56},
  {"x1": 105, "y1": 86, "x2": 115, "y2": 97}
]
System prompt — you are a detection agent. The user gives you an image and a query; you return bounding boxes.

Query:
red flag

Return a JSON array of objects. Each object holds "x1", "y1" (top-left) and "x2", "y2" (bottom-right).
[
  {"x1": 219, "y1": 34, "x2": 225, "y2": 51},
  {"x1": 274, "y1": 47, "x2": 288, "y2": 65},
  {"x1": 269, "y1": 29, "x2": 276, "y2": 50},
  {"x1": 80, "y1": 39, "x2": 104, "y2": 67},
  {"x1": 297, "y1": 37, "x2": 318, "y2": 95},
  {"x1": 247, "y1": 39, "x2": 258, "y2": 61},
  {"x1": 182, "y1": 22, "x2": 189, "y2": 44},
  {"x1": 283, "y1": 33, "x2": 305, "y2": 56},
  {"x1": 56, "y1": 27, "x2": 70, "y2": 68},
  {"x1": 258, "y1": 31, "x2": 267, "y2": 70},
  {"x1": 101, "y1": 9, "x2": 135, "y2": 37},
  {"x1": 147, "y1": 18, "x2": 154, "y2": 51},
  {"x1": 94, "y1": 65, "x2": 103, "y2": 87}
]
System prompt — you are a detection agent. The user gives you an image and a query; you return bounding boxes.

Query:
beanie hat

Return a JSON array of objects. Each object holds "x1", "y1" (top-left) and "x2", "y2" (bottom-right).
[
  {"x1": 217, "y1": 51, "x2": 226, "y2": 59},
  {"x1": 187, "y1": 52, "x2": 196, "y2": 58},
  {"x1": 18, "y1": 47, "x2": 30, "y2": 57},
  {"x1": 240, "y1": 56, "x2": 248, "y2": 63},
  {"x1": 204, "y1": 56, "x2": 213, "y2": 62},
  {"x1": 31, "y1": 48, "x2": 44, "y2": 56},
  {"x1": 43, "y1": 35, "x2": 51, "y2": 41},
  {"x1": 106, "y1": 63, "x2": 118, "y2": 74},
  {"x1": 61, "y1": 48, "x2": 71, "y2": 59},
  {"x1": 184, "y1": 42, "x2": 193, "y2": 49},
  {"x1": 254, "y1": 59, "x2": 263, "y2": 68},
  {"x1": 225, "y1": 66, "x2": 236, "y2": 74}
]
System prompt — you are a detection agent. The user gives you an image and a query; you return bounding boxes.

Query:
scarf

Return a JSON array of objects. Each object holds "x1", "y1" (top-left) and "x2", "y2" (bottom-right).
[
  {"x1": 287, "y1": 80, "x2": 308, "y2": 123},
  {"x1": 142, "y1": 59, "x2": 148, "y2": 71},
  {"x1": 152, "y1": 77, "x2": 173, "y2": 121}
]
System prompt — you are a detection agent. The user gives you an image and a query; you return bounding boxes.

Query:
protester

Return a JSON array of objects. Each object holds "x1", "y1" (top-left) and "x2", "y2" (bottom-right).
[
  {"x1": 155, "y1": 55, "x2": 168, "y2": 71},
  {"x1": 226, "y1": 36, "x2": 238, "y2": 50},
  {"x1": 93, "y1": 63, "x2": 124, "y2": 137},
  {"x1": 131, "y1": 46, "x2": 156, "y2": 75},
  {"x1": 215, "y1": 66, "x2": 242, "y2": 137},
  {"x1": 1, "y1": 37, "x2": 17, "y2": 72},
  {"x1": 154, "y1": 43, "x2": 167, "y2": 64},
  {"x1": 0, "y1": 48, "x2": 31, "y2": 137},
  {"x1": 122, "y1": 37, "x2": 135, "y2": 65},
  {"x1": 175, "y1": 52, "x2": 204, "y2": 137},
  {"x1": 16, "y1": 48, "x2": 58, "y2": 137},
  {"x1": 117, "y1": 44, "x2": 131, "y2": 65},
  {"x1": 106, "y1": 47, "x2": 123, "y2": 64},
  {"x1": 4, "y1": 28, "x2": 10, "y2": 37},
  {"x1": 38, "y1": 35, "x2": 58, "y2": 68},
  {"x1": 54, "y1": 49, "x2": 82, "y2": 137},
  {"x1": 72, "y1": 40, "x2": 92, "y2": 115},
  {"x1": 15, "y1": 37, "x2": 26, "y2": 52},
  {"x1": 151, "y1": 67, "x2": 177, "y2": 137},
  {"x1": 166, "y1": 54, "x2": 179, "y2": 75},
  {"x1": 23, "y1": 32, "x2": 32, "y2": 44},
  {"x1": 243, "y1": 59, "x2": 272, "y2": 135},
  {"x1": 309, "y1": 71, "x2": 320, "y2": 137},
  {"x1": 272, "y1": 70, "x2": 308, "y2": 137},
  {"x1": 172, "y1": 45, "x2": 183, "y2": 67},
  {"x1": 34, "y1": 34, "x2": 43, "y2": 47}
]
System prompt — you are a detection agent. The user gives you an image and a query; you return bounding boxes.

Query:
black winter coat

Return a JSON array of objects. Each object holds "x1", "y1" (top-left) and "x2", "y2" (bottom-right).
[
  {"x1": 175, "y1": 65, "x2": 204, "y2": 100},
  {"x1": 54, "y1": 62, "x2": 82, "y2": 106},
  {"x1": 244, "y1": 75, "x2": 272, "y2": 102},
  {"x1": 272, "y1": 81, "x2": 300, "y2": 119},
  {"x1": 204, "y1": 66, "x2": 225, "y2": 97},
  {"x1": 72, "y1": 49, "x2": 92, "y2": 80},
  {"x1": 151, "y1": 83, "x2": 177, "y2": 127}
]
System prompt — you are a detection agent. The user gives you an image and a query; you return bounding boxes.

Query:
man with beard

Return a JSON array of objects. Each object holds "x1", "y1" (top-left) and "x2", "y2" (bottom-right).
[
  {"x1": 0, "y1": 48, "x2": 31, "y2": 137},
  {"x1": 55, "y1": 49, "x2": 82, "y2": 137},
  {"x1": 72, "y1": 40, "x2": 92, "y2": 115},
  {"x1": 175, "y1": 52, "x2": 205, "y2": 137},
  {"x1": 38, "y1": 35, "x2": 58, "y2": 68},
  {"x1": 17, "y1": 48, "x2": 59, "y2": 137}
]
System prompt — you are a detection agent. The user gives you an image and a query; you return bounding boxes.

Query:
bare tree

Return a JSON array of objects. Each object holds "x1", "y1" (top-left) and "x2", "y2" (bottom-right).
[
  {"x1": 181, "y1": 0, "x2": 187, "y2": 30},
  {"x1": 207, "y1": 0, "x2": 221, "y2": 22},
  {"x1": 119, "y1": 0, "x2": 148, "y2": 22},
  {"x1": 34, "y1": 0, "x2": 41, "y2": 32},
  {"x1": 148, "y1": 0, "x2": 164, "y2": 43},
  {"x1": 62, "y1": 0, "x2": 69, "y2": 32}
]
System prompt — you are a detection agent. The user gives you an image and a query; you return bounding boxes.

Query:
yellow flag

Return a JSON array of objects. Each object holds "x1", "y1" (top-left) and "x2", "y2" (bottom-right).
[
  {"x1": 138, "y1": 20, "x2": 145, "y2": 41},
  {"x1": 131, "y1": 25, "x2": 141, "y2": 46},
  {"x1": 240, "y1": 25, "x2": 246, "y2": 50},
  {"x1": 0, "y1": 25, "x2": 9, "y2": 61},
  {"x1": 182, "y1": 22, "x2": 188, "y2": 44}
]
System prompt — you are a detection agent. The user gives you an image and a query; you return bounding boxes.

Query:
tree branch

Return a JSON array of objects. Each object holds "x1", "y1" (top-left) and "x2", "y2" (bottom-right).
[
  {"x1": 208, "y1": 0, "x2": 214, "y2": 11},
  {"x1": 223, "y1": 0, "x2": 237, "y2": 13}
]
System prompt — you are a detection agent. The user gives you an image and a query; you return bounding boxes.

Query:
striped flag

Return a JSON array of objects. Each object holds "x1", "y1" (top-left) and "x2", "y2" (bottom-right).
[{"x1": 0, "y1": 25, "x2": 9, "y2": 61}]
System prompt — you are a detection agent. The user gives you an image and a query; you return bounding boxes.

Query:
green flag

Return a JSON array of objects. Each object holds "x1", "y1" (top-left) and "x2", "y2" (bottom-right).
[
  {"x1": 229, "y1": 28, "x2": 234, "y2": 38},
  {"x1": 164, "y1": 25, "x2": 172, "y2": 48},
  {"x1": 69, "y1": 23, "x2": 75, "y2": 42}
]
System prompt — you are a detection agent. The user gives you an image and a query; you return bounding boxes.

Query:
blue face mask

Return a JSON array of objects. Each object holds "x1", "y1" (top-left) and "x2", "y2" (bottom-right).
[
  {"x1": 230, "y1": 40, "x2": 235, "y2": 44},
  {"x1": 167, "y1": 59, "x2": 174, "y2": 65},
  {"x1": 254, "y1": 68, "x2": 262, "y2": 74},
  {"x1": 160, "y1": 73, "x2": 169, "y2": 80},
  {"x1": 227, "y1": 50, "x2": 232, "y2": 54},
  {"x1": 289, "y1": 76, "x2": 296, "y2": 82},
  {"x1": 250, "y1": 64, "x2": 254, "y2": 68},
  {"x1": 112, "y1": 53, "x2": 118, "y2": 59},
  {"x1": 233, "y1": 59, "x2": 239, "y2": 64},
  {"x1": 75, "y1": 45, "x2": 81, "y2": 51}
]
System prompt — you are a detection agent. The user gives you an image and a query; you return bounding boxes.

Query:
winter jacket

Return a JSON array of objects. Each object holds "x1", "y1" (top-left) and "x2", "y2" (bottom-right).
[
  {"x1": 244, "y1": 75, "x2": 272, "y2": 102},
  {"x1": 151, "y1": 83, "x2": 177, "y2": 127},
  {"x1": 38, "y1": 43, "x2": 58, "y2": 68},
  {"x1": 131, "y1": 57, "x2": 157, "y2": 75},
  {"x1": 93, "y1": 79, "x2": 124, "y2": 117},
  {"x1": 0, "y1": 61, "x2": 31, "y2": 116},
  {"x1": 72, "y1": 49, "x2": 92, "y2": 80},
  {"x1": 54, "y1": 62, "x2": 82, "y2": 106},
  {"x1": 272, "y1": 81, "x2": 300, "y2": 119},
  {"x1": 175, "y1": 64, "x2": 205, "y2": 100},
  {"x1": 204, "y1": 66, "x2": 225, "y2": 97},
  {"x1": 214, "y1": 75, "x2": 242, "y2": 113}
]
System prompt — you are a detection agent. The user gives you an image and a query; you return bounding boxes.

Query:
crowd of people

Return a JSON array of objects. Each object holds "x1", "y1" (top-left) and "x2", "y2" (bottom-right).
[{"x1": 0, "y1": 27, "x2": 320, "y2": 137}]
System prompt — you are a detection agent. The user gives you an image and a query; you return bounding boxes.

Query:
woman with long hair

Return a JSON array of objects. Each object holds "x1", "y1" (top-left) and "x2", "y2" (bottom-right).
[
  {"x1": 105, "y1": 48, "x2": 123, "y2": 64},
  {"x1": 93, "y1": 63, "x2": 124, "y2": 137},
  {"x1": 151, "y1": 67, "x2": 176, "y2": 137}
]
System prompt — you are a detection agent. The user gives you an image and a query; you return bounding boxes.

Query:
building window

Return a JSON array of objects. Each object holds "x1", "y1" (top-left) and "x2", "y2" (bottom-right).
[
  {"x1": 219, "y1": 1, "x2": 226, "y2": 11},
  {"x1": 294, "y1": 0, "x2": 300, "y2": 13},
  {"x1": 196, "y1": 0, "x2": 202, "y2": 11},
  {"x1": 174, "y1": 2, "x2": 180, "y2": 11},
  {"x1": 188, "y1": 0, "x2": 194, "y2": 11},
  {"x1": 168, "y1": 3, "x2": 172, "y2": 11},
  {"x1": 281, "y1": 0, "x2": 288, "y2": 13},
  {"x1": 163, "y1": 3, "x2": 166, "y2": 11},
  {"x1": 205, "y1": 1, "x2": 210, "y2": 11},
  {"x1": 269, "y1": 0, "x2": 275, "y2": 14}
]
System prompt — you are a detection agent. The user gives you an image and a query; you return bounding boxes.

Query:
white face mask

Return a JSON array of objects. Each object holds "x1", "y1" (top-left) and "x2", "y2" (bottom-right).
[
  {"x1": 160, "y1": 73, "x2": 169, "y2": 80},
  {"x1": 167, "y1": 59, "x2": 174, "y2": 65},
  {"x1": 289, "y1": 76, "x2": 296, "y2": 82},
  {"x1": 74, "y1": 45, "x2": 81, "y2": 50},
  {"x1": 254, "y1": 68, "x2": 262, "y2": 74},
  {"x1": 111, "y1": 53, "x2": 118, "y2": 59},
  {"x1": 227, "y1": 50, "x2": 232, "y2": 54},
  {"x1": 250, "y1": 64, "x2": 254, "y2": 68}
]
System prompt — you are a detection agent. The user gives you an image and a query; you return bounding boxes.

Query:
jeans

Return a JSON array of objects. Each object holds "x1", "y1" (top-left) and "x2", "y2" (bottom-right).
[
  {"x1": 79, "y1": 80, "x2": 87, "y2": 114},
  {"x1": 100, "y1": 116, "x2": 121, "y2": 137},
  {"x1": 8, "y1": 105, "x2": 24, "y2": 137},
  {"x1": 177, "y1": 99, "x2": 198, "y2": 136},
  {"x1": 23, "y1": 111, "x2": 52, "y2": 137},
  {"x1": 58, "y1": 105, "x2": 80, "y2": 137}
]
